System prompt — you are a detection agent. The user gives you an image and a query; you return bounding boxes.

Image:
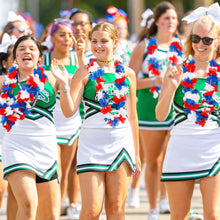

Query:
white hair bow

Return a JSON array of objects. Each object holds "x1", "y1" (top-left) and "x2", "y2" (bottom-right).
[
  {"x1": 41, "y1": 35, "x2": 53, "y2": 50},
  {"x1": 140, "y1": 8, "x2": 154, "y2": 28},
  {"x1": 182, "y1": 2, "x2": 220, "y2": 25},
  {"x1": 0, "y1": 33, "x2": 17, "y2": 53},
  {"x1": 7, "y1": 11, "x2": 26, "y2": 23},
  {"x1": 113, "y1": 43, "x2": 123, "y2": 63}
]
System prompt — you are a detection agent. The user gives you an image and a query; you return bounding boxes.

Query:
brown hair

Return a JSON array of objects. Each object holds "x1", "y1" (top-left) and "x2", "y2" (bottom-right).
[
  {"x1": 138, "y1": 1, "x2": 177, "y2": 42},
  {"x1": 13, "y1": 35, "x2": 43, "y2": 59},
  {"x1": 0, "y1": 22, "x2": 17, "y2": 43},
  {"x1": 184, "y1": 16, "x2": 220, "y2": 60},
  {"x1": 90, "y1": 22, "x2": 118, "y2": 41}
]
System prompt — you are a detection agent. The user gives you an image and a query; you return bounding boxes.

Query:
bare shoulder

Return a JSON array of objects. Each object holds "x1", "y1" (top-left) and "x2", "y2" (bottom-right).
[
  {"x1": 124, "y1": 66, "x2": 136, "y2": 82},
  {"x1": 125, "y1": 66, "x2": 135, "y2": 77},
  {"x1": 133, "y1": 40, "x2": 146, "y2": 53}
]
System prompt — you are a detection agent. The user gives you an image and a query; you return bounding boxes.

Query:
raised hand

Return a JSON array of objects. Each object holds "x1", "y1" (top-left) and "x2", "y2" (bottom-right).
[
  {"x1": 75, "y1": 33, "x2": 87, "y2": 56},
  {"x1": 165, "y1": 61, "x2": 183, "y2": 89},
  {"x1": 51, "y1": 59, "x2": 69, "y2": 89}
]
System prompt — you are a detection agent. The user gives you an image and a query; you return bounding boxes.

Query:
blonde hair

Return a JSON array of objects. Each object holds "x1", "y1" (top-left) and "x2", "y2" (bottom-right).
[
  {"x1": 184, "y1": 15, "x2": 220, "y2": 60},
  {"x1": 90, "y1": 22, "x2": 118, "y2": 41}
]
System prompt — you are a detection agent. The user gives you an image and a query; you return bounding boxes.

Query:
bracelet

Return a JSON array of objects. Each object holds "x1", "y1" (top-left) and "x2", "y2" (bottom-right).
[
  {"x1": 60, "y1": 88, "x2": 70, "y2": 93},
  {"x1": 151, "y1": 78, "x2": 155, "y2": 87}
]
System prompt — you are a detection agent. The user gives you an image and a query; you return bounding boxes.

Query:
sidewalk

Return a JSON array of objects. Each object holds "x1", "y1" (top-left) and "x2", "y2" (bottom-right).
[{"x1": 0, "y1": 164, "x2": 203, "y2": 220}]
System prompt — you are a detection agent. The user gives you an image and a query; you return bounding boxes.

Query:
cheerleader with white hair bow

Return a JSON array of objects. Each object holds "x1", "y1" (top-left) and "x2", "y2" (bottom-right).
[
  {"x1": 156, "y1": 2, "x2": 220, "y2": 219},
  {"x1": 0, "y1": 11, "x2": 30, "y2": 43}
]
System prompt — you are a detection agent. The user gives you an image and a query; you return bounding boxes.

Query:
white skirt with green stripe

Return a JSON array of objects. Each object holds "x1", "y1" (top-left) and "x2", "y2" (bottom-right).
[
  {"x1": 77, "y1": 126, "x2": 136, "y2": 174},
  {"x1": 2, "y1": 118, "x2": 58, "y2": 180},
  {"x1": 162, "y1": 119, "x2": 220, "y2": 181},
  {"x1": 54, "y1": 98, "x2": 82, "y2": 146}
]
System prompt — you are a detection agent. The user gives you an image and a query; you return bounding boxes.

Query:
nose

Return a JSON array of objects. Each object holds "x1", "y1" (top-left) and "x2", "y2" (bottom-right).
[
  {"x1": 198, "y1": 39, "x2": 204, "y2": 45},
  {"x1": 24, "y1": 48, "x2": 31, "y2": 53},
  {"x1": 64, "y1": 34, "x2": 70, "y2": 40}
]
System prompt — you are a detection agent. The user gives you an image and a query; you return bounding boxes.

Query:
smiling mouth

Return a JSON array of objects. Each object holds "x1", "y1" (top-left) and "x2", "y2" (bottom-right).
[
  {"x1": 23, "y1": 57, "x2": 32, "y2": 61},
  {"x1": 197, "y1": 48, "x2": 206, "y2": 52}
]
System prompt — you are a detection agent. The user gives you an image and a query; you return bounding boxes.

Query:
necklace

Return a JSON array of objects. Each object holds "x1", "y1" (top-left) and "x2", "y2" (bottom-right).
[
  {"x1": 87, "y1": 58, "x2": 128, "y2": 127},
  {"x1": 181, "y1": 56, "x2": 220, "y2": 126},
  {"x1": 96, "y1": 58, "x2": 114, "y2": 63},
  {"x1": 0, "y1": 65, "x2": 47, "y2": 132},
  {"x1": 147, "y1": 34, "x2": 183, "y2": 98}
]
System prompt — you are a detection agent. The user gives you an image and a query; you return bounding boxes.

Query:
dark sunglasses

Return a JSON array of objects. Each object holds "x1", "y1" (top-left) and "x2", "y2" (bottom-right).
[
  {"x1": 54, "y1": 18, "x2": 73, "y2": 24},
  {"x1": 190, "y1": 34, "x2": 214, "y2": 46}
]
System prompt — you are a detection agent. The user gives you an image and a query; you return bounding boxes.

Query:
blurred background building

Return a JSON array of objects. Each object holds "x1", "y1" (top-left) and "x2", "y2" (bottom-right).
[{"x1": 0, "y1": 0, "x2": 215, "y2": 38}]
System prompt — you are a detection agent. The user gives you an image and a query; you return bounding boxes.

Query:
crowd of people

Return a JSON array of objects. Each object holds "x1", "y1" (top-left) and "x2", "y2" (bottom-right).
[{"x1": 0, "y1": 1, "x2": 219, "y2": 220}]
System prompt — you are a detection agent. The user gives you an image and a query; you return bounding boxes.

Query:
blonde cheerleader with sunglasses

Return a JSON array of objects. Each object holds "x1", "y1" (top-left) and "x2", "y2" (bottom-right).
[{"x1": 156, "y1": 3, "x2": 220, "y2": 219}]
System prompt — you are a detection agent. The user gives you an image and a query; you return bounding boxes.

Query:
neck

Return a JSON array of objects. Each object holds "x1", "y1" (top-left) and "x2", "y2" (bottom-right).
[
  {"x1": 96, "y1": 58, "x2": 114, "y2": 64},
  {"x1": 193, "y1": 56, "x2": 210, "y2": 63},
  {"x1": 96, "y1": 58, "x2": 115, "y2": 72},
  {"x1": 156, "y1": 31, "x2": 173, "y2": 45},
  {"x1": 51, "y1": 50, "x2": 70, "y2": 62},
  {"x1": 18, "y1": 67, "x2": 35, "y2": 81}
]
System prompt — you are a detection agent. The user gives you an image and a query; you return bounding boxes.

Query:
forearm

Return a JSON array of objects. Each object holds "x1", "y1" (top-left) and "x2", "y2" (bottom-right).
[
  {"x1": 59, "y1": 90, "x2": 75, "y2": 118},
  {"x1": 156, "y1": 85, "x2": 176, "y2": 121},
  {"x1": 129, "y1": 116, "x2": 140, "y2": 157},
  {"x1": 77, "y1": 53, "x2": 86, "y2": 68},
  {"x1": 136, "y1": 77, "x2": 153, "y2": 90}
]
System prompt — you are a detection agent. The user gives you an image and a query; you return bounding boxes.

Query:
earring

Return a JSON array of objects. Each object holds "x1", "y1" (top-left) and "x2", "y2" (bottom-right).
[{"x1": 3, "y1": 65, "x2": 6, "y2": 68}]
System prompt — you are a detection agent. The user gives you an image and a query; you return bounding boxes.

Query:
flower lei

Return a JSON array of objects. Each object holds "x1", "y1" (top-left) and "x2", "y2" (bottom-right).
[
  {"x1": 147, "y1": 34, "x2": 183, "y2": 98},
  {"x1": 87, "y1": 58, "x2": 128, "y2": 127},
  {"x1": 181, "y1": 57, "x2": 220, "y2": 127},
  {"x1": 0, "y1": 65, "x2": 47, "y2": 132}
]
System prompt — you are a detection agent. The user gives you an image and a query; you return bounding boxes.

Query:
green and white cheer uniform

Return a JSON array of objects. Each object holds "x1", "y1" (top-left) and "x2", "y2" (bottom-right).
[
  {"x1": 77, "y1": 72, "x2": 136, "y2": 174},
  {"x1": 162, "y1": 79, "x2": 220, "y2": 181},
  {"x1": 2, "y1": 81, "x2": 58, "y2": 181},
  {"x1": 137, "y1": 37, "x2": 174, "y2": 130}
]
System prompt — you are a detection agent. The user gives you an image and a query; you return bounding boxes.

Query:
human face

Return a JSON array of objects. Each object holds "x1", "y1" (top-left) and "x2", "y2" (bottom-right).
[
  {"x1": 15, "y1": 39, "x2": 40, "y2": 72},
  {"x1": 156, "y1": 9, "x2": 178, "y2": 35},
  {"x1": 192, "y1": 22, "x2": 217, "y2": 61},
  {"x1": 114, "y1": 19, "x2": 128, "y2": 40},
  {"x1": 10, "y1": 21, "x2": 30, "y2": 39},
  {"x1": 51, "y1": 24, "x2": 74, "y2": 53},
  {"x1": 70, "y1": 13, "x2": 92, "y2": 39},
  {"x1": 91, "y1": 30, "x2": 117, "y2": 61}
]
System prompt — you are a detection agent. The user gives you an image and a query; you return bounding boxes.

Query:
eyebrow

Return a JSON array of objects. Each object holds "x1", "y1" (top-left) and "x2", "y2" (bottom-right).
[
  {"x1": 57, "y1": 31, "x2": 73, "y2": 34},
  {"x1": 18, "y1": 45, "x2": 36, "y2": 49}
]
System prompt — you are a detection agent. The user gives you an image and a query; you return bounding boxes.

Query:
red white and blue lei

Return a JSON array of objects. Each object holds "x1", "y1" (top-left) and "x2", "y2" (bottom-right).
[
  {"x1": 181, "y1": 56, "x2": 220, "y2": 127},
  {"x1": 87, "y1": 58, "x2": 128, "y2": 128},
  {"x1": 0, "y1": 65, "x2": 47, "y2": 132},
  {"x1": 147, "y1": 34, "x2": 183, "y2": 98}
]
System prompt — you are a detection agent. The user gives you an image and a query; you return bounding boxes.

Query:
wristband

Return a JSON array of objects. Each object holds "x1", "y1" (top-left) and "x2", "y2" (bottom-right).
[
  {"x1": 151, "y1": 78, "x2": 155, "y2": 87},
  {"x1": 60, "y1": 88, "x2": 70, "y2": 93}
]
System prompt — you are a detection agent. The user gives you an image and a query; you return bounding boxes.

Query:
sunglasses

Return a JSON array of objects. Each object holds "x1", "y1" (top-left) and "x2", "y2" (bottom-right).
[
  {"x1": 190, "y1": 34, "x2": 214, "y2": 46},
  {"x1": 54, "y1": 18, "x2": 73, "y2": 24},
  {"x1": 11, "y1": 27, "x2": 25, "y2": 33}
]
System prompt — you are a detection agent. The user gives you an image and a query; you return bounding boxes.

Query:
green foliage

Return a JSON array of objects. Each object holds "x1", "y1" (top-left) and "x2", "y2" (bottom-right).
[
  {"x1": 39, "y1": 0, "x2": 128, "y2": 27},
  {"x1": 38, "y1": 0, "x2": 198, "y2": 29},
  {"x1": 39, "y1": 0, "x2": 62, "y2": 26}
]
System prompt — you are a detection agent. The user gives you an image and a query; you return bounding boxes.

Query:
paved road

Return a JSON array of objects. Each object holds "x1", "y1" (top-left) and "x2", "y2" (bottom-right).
[{"x1": 0, "y1": 164, "x2": 203, "y2": 220}]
